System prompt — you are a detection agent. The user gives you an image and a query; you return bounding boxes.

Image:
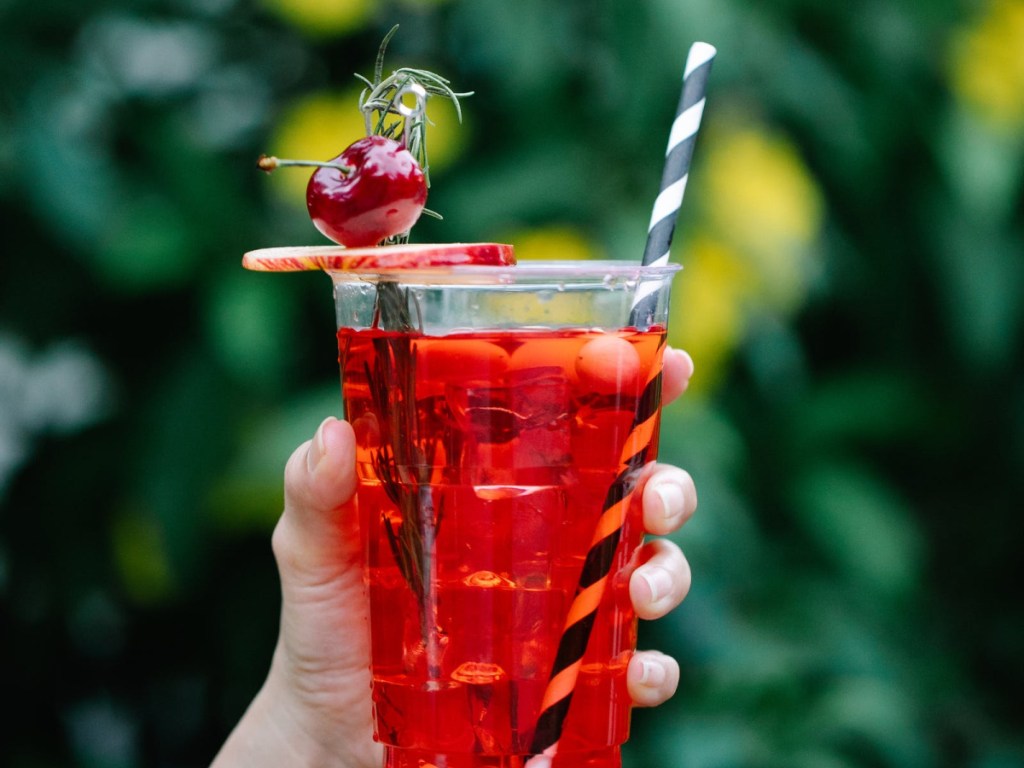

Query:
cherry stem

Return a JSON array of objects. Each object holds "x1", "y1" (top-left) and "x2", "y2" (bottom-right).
[{"x1": 257, "y1": 155, "x2": 352, "y2": 175}]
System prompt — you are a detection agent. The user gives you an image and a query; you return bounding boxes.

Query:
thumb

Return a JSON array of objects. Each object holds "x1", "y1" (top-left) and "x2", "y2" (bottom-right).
[
  {"x1": 273, "y1": 417, "x2": 360, "y2": 588},
  {"x1": 266, "y1": 417, "x2": 377, "y2": 763}
]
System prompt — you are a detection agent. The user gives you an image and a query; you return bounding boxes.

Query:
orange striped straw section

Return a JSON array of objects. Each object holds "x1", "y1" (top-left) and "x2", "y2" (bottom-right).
[{"x1": 528, "y1": 353, "x2": 664, "y2": 758}]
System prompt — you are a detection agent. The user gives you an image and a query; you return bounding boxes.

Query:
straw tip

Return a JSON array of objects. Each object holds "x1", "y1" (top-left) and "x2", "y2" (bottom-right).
[
  {"x1": 685, "y1": 42, "x2": 717, "y2": 75},
  {"x1": 691, "y1": 41, "x2": 717, "y2": 58}
]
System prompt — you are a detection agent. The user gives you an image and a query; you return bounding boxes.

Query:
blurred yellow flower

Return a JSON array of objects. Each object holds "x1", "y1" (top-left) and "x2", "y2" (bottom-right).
[
  {"x1": 259, "y1": 0, "x2": 372, "y2": 38},
  {"x1": 700, "y1": 127, "x2": 823, "y2": 314},
  {"x1": 505, "y1": 225, "x2": 604, "y2": 261},
  {"x1": 669, "y1": 235, "x2": 757, "y2": 394},
  {"x1": 950, "y1": 0, "x2": 1024, "y2": 130},
  {"x1": 267, "y1": 88, "x2": 469, "y2": 206},
  {"x1": 665, "y1": 122, "x2": 824, "y2": 391}
]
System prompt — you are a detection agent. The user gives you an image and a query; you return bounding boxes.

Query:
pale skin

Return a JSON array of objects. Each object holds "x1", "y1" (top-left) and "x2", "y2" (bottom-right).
[{"x1": 212, "y1": 347, "x2": 699, "y2": 768}]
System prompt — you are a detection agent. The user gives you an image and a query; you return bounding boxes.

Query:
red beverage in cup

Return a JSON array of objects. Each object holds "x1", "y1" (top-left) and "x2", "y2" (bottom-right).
[{"x1": 331, "y1": 261, "x2": 677, "y2": 768}]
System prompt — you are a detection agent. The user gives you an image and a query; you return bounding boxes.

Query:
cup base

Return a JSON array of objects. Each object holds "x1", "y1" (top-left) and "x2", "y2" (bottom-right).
[{"x1": 383, "y1": 746, "x2": 622, "y2": 768}]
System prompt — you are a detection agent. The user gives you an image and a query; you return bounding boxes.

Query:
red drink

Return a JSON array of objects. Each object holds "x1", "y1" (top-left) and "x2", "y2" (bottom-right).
[{"x1": 340, "y1": 326, "x2": 667, "y2": 768}]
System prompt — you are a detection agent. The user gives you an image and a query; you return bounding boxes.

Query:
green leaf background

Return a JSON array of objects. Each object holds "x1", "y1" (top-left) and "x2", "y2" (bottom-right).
[{"x1": 1, "y1": 0, "x2": 1022, "y2": 765}]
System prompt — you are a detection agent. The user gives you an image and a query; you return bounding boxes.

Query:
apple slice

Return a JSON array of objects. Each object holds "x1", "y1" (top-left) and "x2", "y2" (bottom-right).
[{"x1": 243, "y1": 243, "x2": 515, "y2": 272}]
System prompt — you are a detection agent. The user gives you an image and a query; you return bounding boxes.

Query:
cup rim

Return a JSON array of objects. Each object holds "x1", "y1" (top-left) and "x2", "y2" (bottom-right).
[{"x1": 327, "y1": 260, "x2": 682, "y2": 283}]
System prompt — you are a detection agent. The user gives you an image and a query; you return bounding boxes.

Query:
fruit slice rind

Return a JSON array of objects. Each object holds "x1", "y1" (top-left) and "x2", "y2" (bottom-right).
[{"x1": 242, "y1": 243, "x2": 515, "y2": 272}]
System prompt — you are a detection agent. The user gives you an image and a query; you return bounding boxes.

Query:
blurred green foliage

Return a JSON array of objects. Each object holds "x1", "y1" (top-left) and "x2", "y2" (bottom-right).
[{"x1": 2, "y1": 0, "x2": 1023, "y2": 766}]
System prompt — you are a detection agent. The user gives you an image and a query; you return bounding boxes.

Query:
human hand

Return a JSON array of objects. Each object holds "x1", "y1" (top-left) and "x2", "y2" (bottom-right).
[{"x1": 212, "y1": 347, "x2": 698, "y2": 768}]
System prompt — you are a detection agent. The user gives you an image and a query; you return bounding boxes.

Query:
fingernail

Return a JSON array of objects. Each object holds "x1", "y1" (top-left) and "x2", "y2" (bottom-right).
[
  {"x1": 655, "y1": 482, "x2": 685, "y2": 523},
  {"x1": 640, "y1": 566, "x2": 673, "y2": 604},
  {"x1": 639, "y1": 659, "x2": 667, "y2": 687},
  {"x1": 307, "y1": 417, "x2": 334, "y2": 473}
]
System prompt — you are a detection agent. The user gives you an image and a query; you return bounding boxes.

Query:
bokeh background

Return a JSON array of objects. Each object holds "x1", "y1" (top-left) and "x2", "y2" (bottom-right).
[{"x1": 2, "y1": 0, "x2": 1023, "y2": 765}]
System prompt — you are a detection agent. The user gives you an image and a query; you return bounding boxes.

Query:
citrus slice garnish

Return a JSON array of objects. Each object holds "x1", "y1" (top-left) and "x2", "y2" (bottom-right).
[{"x1": 242, "y1": 242, "x2": 515, "y2": 272}]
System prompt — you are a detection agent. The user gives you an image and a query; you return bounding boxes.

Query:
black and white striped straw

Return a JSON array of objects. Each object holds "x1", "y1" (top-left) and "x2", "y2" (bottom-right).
[
  {"x1": 629, "y1": 41, "x2": 716, "y2": 329},
  {"x1": 642, "y1": 42, "x2": 716, "y2": 267}
]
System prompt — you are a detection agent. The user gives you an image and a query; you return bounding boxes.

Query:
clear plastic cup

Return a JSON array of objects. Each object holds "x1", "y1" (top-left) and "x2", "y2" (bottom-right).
[{"x1": 331, "y1": 261, "x2": 679, "y2": 768}]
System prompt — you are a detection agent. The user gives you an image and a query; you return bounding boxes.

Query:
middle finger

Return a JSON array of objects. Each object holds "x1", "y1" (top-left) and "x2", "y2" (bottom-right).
[
  {"x1": 642, "y1": 464, "x2": 698, "y2": 536},
  {"x1": 630, "y1": 537, "x2": 691, "y2": 620}
]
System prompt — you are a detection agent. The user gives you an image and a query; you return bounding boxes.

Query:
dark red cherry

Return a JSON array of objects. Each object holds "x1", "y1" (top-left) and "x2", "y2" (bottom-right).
[{"x1": 306, "y1": 136, "x2": 428, "y2": 247}]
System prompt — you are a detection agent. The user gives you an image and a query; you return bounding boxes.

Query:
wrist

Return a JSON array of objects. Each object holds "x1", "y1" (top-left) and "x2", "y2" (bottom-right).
[{"x1": 211, "y1": 658, "x2": 345, "y2": 768}]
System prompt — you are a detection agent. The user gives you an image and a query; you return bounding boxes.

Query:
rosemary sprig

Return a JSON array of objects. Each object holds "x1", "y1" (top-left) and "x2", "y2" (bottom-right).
[
  {"x1": 358, "y1": 66, "x2": 470, "y2": 183},
  {"x1": 354, "y1": 24, "x2": 471, "y2": 241},
  {"x1": 366, "y1": 285, "x2": 445, "y2": 668},
  {"x1": 356, "y1": 25, "x2": 465, "y2": 670}
]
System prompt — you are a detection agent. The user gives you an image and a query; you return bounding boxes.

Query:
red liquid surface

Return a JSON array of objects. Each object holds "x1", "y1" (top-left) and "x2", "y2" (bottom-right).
[{"x1": 339, "y1": 327, "x2": 666, "y2": 768}]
